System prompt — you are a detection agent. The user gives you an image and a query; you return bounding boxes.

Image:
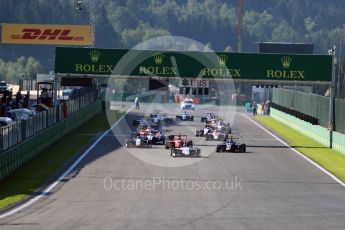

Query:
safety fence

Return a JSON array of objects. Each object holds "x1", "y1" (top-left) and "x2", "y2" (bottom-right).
[
  {"x1": 0, "y1": 92, "x2": 97, "y2": 152},
  {"x1": 0, "y1": 100, "x2": 102, "y2": 181},
  {"x1": 271, "y1": 108, "x2": 345, "y2": 156},
  {"x1": 335, "y1": 98, "x2": 345, "y2": 134},
  {"x1": 272, "y1": 88, "x2": 345, "y2": 134}
]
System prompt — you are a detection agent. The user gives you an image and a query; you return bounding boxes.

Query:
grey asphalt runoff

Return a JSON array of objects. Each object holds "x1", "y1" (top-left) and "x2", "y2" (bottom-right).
[{"x1": 0, "y1": 103, "x2": 344, "y2": 230}]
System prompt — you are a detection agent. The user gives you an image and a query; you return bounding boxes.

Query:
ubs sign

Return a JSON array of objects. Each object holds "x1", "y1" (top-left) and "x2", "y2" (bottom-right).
[{"x1": 179, "y1": 79, "x2": 209, "y2": 88}]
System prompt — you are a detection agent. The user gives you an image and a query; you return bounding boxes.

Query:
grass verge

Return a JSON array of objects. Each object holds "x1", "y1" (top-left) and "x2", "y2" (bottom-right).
[
  {"x1": 0, "y1": 110, "x2": 123, "y2": 210},
  {"x1": 255, "y1": 115, "x2": 345, "y2": 183}
]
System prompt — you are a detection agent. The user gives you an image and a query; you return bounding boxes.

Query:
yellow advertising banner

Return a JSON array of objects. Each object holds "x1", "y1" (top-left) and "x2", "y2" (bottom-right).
[{"x1": 1, "y1": 24, "x2": 92, "y2": 45}]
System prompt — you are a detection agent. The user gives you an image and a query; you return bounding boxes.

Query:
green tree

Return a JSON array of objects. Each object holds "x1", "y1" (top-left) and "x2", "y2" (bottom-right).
[
  {"x1": 121, "y1": 22, "x2": 171, "y2": 47},
  {"x1": 271, "y1": 20, "x2": 300, "y2": 42},
  {"x1": 0, "y1": 56, "x2": 41, "y2": 83}
]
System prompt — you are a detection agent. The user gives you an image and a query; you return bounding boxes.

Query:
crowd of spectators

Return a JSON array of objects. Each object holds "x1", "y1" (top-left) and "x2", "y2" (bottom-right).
[{"x1": 0, "y1": 89, "x2": 30, "y2": 116}]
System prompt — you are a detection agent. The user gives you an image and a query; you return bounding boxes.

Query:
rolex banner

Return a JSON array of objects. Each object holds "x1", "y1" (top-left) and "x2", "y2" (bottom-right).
[{"x1": 55, "y1": 47, "x2": 332, "y2": 82}]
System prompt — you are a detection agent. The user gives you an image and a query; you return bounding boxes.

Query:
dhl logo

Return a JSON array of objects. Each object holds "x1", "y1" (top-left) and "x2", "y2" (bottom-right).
[
  {"x1": 1, "y1": 24, "x2": 92, "y2": 45},
  {"x1": 11, "y1": 29, "x2": 84, "y2": 41}
]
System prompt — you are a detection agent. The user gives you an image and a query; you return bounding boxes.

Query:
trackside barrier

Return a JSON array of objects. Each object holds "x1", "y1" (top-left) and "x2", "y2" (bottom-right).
[
  {"x1": 0, "y1": 123, "x2": 22, "y2": 150},
  {"x1": 271, "y1": 108, "x2": 330, "y2": 146},
  {"x1": 270, "y1": 108, "x2": 345, "y2": 156},
  {"x1": 0, "y1": 100, "x2": 102, "y2": 181},
  {"x1": 0, "y1": 92, "x2": 97, "y2": 152},
  {"x1": 272, "y1": 88, "x2": 345, "y2": 135},
  {"x1": 332, "y1": 132, "x2": 345, "y2": 156}
]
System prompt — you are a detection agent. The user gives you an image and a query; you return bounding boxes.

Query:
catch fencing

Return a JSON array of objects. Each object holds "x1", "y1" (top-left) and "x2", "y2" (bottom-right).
[
  {"x1": 0, "y1": 100, "x2": 102, "y2": 181},
  {"x1": 0, "y1": 92, "x2": 97, "y2": 152},
  {"x1": 271, "y1": 108, "x2": 345, "y2": 156},
  {"x1": 272, "y1": 88, "x2": 345, "y2": 134}
]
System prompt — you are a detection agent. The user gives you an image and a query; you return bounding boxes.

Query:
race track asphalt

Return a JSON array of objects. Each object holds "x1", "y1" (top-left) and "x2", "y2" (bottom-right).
[{"x1": 0, "y1": 103, "x2": 344, "y2": 230}]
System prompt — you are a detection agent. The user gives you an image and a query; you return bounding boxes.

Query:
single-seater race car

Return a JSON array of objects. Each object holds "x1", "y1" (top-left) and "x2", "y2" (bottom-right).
[
  {"x1": 195, "y1": 126, "x2": 212, "y2": 137},
  {"x1": 132, "y1": 118, "x2": 166, "y2": 132},
  {"x1": 215, "y1": 120, "x2": 231, "y2": 134},
  {"x1": 204, "y1": 118, "x2": 218, "y2": 128},
  {"x1": 171, "y1": 141, "x2": 201, "y2": 157},
  {"x1": 125, "y1": 133, "x2": 153, "y2": 148},
  {"x1": 165, "y1": 134, "x2": 188, "y2": 149},
  {"x1": 216, "y1": 137, "x2": 246, "y2": 153},
  {"x1": 200, "y1": 113, "x2": 218, "y2": 122},
  {"x1": 150, "y1": 130, "x2": 166, "y2": 145},
  {"x1": 135, "y1": 127, "x2": 166, "y2": 145},
  {"x1": 205, "y1": 129, "x2": 228, "y2": 141},
  {"x1": 203, "y1": 118, "x2": 231, "y2": 134},
  {"x1": 149, "y1": 111, "x2": 173, "y2": 124},
  {"x1": 165, "y1": 134, "x2": 200, "y2": 157},
  {"x1": 132, "y1": 118, "x2": 149, "y2": 127},
  {"x1": 176, "y1": 111, "x2": 194, "y2": 121}
]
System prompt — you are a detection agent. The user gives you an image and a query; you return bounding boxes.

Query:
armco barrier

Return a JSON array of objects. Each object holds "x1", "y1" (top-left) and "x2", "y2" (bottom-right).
[
  {"x1": 270, "y1": 108, "x2": 345, "y2": 156},
  {"x1": 0, "y1": 100, "x2": 102, "y2": 181}
]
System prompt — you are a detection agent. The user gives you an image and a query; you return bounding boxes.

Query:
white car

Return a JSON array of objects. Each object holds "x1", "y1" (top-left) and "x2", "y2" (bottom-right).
[
  {"x1": 0, "y1": 117, "x2": 15, "y2": 127},
  {"x1": 7, "y1": 108, "x2": 36, "y2": 121},
  {"x1": 0, "y1": 81, "x2": 8, "y2": 93},
  {"x1": 180, "y1": 99, "x2": 195, "y2": 110}
]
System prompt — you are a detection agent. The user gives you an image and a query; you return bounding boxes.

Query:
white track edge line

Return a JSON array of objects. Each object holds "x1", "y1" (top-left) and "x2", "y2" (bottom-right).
[
  {"x1": 243, "y1": 114, "x2": 345, "y2": 187},
  {"x1": 0, "y1": 106, "x2": 134, "y2": 219}
]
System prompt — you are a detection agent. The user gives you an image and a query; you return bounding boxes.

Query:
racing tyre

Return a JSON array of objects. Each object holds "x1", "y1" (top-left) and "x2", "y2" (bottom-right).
[
  {"x1": 241, "y1": 144, "x2": 246, "y2": 153},
  {"x1": 171, "y1": 148, "x2": 176, "y2": 157},
  {"x1": 125, "y1": 142, "x2": 132, "y2": 148},
  {"x1": 191, "y1": 116, "x2": 194, "y2": 121}
]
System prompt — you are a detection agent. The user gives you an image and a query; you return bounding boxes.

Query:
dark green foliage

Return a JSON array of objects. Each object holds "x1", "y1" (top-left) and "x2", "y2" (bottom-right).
[
  {"x1": 1, "y1": 0, "x2": 345, "y2": 72},
  {"x1": 0, "y1": 56, "x2": 41, "y2": 83}
]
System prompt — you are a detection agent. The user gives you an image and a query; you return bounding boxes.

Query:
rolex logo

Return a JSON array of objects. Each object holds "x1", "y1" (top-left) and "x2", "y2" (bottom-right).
[
  {"x1": 153, "y1": 52, "x2": 164, "y2": 65},
  {"x1": 218, "y1": 54, "x2": 228, "y2": 66},
  {"x1": 90, "y1": 50, "x2": 101, "y2": 63},
  {"x1": 281, "y1": 56, "x2": 292, "y2": 68}
]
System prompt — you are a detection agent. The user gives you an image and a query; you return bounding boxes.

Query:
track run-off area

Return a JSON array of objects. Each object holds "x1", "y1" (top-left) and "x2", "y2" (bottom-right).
[{"x1": 0, "y1": 102, "x2": 344, "y2": 230}]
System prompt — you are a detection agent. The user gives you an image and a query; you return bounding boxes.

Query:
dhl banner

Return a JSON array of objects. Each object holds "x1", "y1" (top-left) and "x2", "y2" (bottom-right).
[{"x1": 1, "y1": 24, "x2": 92, "y2": 45}]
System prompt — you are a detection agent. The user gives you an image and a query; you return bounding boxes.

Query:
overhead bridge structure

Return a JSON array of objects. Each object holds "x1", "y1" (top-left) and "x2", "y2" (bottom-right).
[{"x1": 54, "y1": 47, "x2": 332, "y2": 85}]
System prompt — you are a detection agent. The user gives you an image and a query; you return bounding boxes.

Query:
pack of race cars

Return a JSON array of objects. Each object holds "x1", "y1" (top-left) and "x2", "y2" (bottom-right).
[{"x1": 125, "y1": 111, "x2": 246, "y2": 157}]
